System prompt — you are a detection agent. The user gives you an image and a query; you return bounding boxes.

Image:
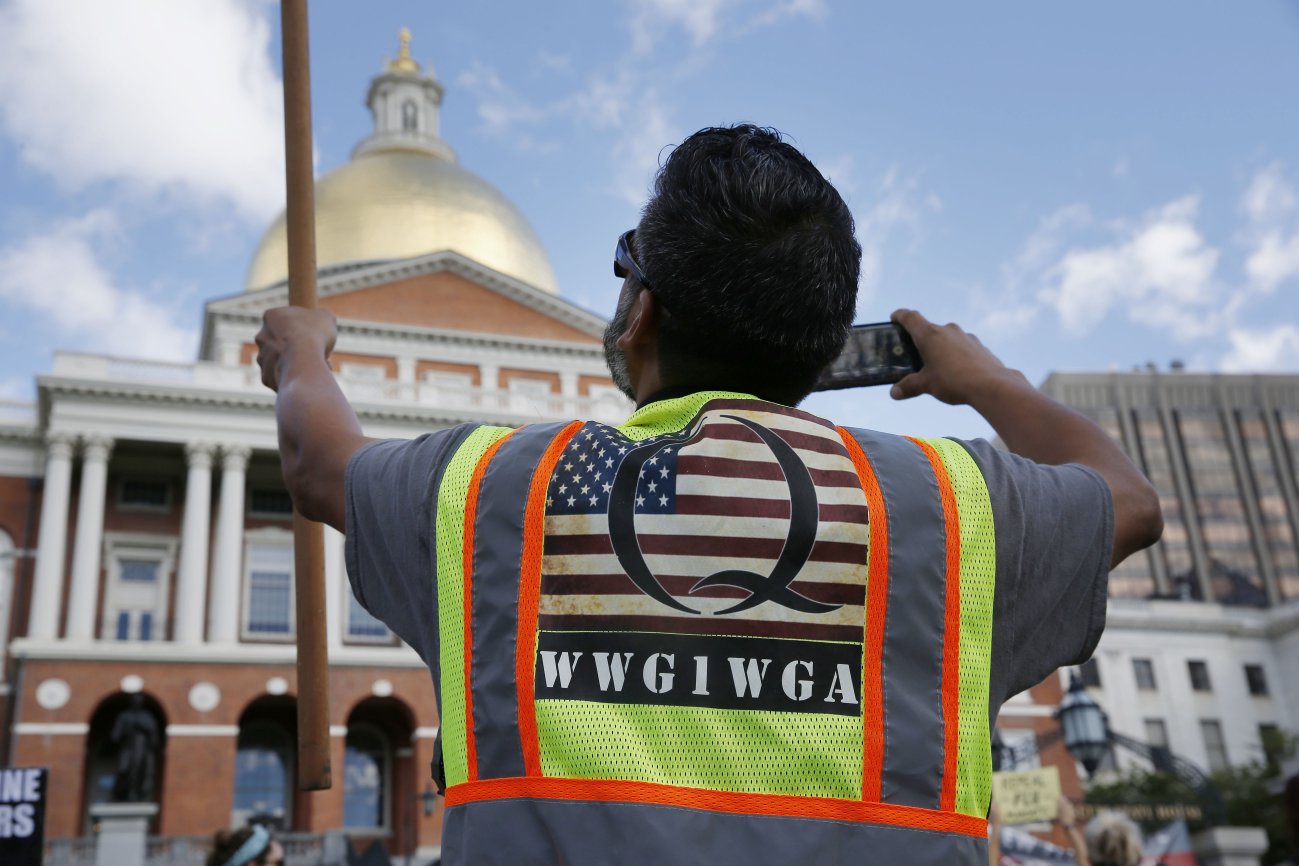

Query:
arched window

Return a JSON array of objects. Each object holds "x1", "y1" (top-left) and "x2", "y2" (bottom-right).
[
  {"x1": 233, "y1": 721, "x2": 292, "y2": 827},
  {"x1": 401, "y1": 100, "x2": 418, "y2": 132},
  {"x1": 343, "y1": 724, "x2": 388, "y2": 829}
]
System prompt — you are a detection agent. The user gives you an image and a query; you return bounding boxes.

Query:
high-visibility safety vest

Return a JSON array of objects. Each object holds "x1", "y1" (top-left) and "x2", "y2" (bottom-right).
[{"x1": 434, "y1": 393, "x2": 996, "y2": 864}]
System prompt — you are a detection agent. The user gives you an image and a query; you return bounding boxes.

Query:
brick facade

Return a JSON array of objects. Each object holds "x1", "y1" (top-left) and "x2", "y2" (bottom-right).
[
  {"x1": 11, "y1": 657, "x2": 443, "y2": 849},
  {"x1": 320, "y1": 271, "x2": 599, "y2": 343}
]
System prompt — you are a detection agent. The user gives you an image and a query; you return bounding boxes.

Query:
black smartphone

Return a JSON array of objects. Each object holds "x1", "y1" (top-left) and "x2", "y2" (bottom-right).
[{"x1": 813, "y1": 321, "x2": 923, "y2": 391}]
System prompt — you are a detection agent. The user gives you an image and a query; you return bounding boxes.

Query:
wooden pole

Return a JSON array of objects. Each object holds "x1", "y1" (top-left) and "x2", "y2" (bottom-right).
[{"x1": 280, "y1": 0, "x2": 331, "y2": 791}]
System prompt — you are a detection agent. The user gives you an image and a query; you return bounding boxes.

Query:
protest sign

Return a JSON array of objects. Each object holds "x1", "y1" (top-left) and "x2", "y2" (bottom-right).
[
  {"x1": 992, "y1": 766, "x2": 1062, "y2": 824},
  {"x1": 0, "y1": 767, "x2": 48, "y2": 866}
]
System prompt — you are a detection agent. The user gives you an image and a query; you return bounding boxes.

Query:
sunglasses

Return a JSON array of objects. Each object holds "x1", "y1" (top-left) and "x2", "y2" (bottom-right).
[{"x1": 613, "y1": 229, "x2": 654, "y2": 291}]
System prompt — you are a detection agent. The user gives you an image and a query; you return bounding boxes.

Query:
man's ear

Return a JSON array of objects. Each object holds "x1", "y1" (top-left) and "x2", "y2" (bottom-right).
[{"x1": 616, "y1": 287, "x2": 659, "y2": 350}]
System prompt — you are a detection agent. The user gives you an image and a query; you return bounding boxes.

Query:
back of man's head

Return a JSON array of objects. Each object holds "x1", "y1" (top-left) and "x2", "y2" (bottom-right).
[{"x1": 637, "y1": 124, "x2": 861, "y2": 405}]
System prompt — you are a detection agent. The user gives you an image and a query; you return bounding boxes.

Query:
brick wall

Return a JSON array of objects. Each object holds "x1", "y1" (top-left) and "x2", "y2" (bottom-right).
[
  {"x1": 320, "y1": 271, "x2": 598, "y2": 343},
  {"x1": 11, "y1": 657, "x2": 440, "y2": 845}
]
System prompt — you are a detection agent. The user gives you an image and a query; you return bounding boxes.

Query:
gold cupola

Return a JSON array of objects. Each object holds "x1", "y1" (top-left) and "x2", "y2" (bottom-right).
[{"x1": 245, "y1": 29, "x2": 559, "y2": 294}]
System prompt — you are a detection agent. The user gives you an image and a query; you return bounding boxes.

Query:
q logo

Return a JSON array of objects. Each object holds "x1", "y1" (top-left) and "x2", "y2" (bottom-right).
[{"x1": 607, "y1": 414, "x2": 841, "y2": 616}]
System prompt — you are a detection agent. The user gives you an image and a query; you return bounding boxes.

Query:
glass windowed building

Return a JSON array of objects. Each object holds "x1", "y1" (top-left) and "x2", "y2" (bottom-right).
[
  {"x1": 1006, "y1": 369, "x2": 1299, "y2": 783},
  {"x1": 1041, "y1": 369, "x2": 1299, "y2": 607}
]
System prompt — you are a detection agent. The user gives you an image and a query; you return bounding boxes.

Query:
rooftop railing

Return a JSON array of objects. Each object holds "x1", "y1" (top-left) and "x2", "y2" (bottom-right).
[{"x1": 48, "y1": 352, "x2": 631, "y2": 423}]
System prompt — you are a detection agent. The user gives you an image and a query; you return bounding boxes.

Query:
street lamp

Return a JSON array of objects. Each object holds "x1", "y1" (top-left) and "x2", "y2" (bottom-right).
[
  {"x1": 419, "y1": 783, "x2": 438, "y2": 818},
  {"x1": 1046, "y1": 671, "x2": 1228, "y2": 825},
  {"x1": 1056, "y1": 673, "x2": 1111, "y2": 775}
]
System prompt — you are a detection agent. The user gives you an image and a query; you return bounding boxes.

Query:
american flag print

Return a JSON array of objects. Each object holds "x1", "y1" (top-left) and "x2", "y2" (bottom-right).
[{"x1": 540, "y1": 399, "x2": 871, "y2": 643}]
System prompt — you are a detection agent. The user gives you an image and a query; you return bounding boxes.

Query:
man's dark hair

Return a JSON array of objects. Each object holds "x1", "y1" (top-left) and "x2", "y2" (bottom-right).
[{"x1": 636, "y1": 124, "x2": 861, "y2": 405}]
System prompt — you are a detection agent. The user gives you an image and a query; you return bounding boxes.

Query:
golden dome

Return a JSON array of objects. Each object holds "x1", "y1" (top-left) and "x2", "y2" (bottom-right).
[
  {"x1": 245, "y1": 30, "x2": 559, "y2": 294},
  {"x1": 245, "y1": 150, "x2": 559, "y2": 294}
]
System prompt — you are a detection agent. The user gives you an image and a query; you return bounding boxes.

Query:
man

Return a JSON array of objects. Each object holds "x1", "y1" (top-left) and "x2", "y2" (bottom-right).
[{"x1": 257, "y1": 125, "x2": 1161, "y2": 865}]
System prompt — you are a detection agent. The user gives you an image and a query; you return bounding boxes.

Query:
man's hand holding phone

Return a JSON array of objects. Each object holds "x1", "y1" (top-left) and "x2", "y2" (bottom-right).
[{"x1": 887, "y1": 308, "x2": 1027, "y2": 408}]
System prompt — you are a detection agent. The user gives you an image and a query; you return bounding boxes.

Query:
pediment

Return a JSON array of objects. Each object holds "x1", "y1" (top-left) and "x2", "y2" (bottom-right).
[
  {"x1": 201, "y1": 250, "x2": 607, "y2": 357},
  {"x1": 321, "y1": 271, "x2": 598, "y2": 341}
]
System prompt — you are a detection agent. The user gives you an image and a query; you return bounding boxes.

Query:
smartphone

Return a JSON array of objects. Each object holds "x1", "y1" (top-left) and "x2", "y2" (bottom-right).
[{"x1": 813, "y1": 321, "x2": 923, "y2": 391}]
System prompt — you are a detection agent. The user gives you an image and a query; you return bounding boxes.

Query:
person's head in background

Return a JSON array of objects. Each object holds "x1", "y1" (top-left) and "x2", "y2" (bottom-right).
[
  {"x1": 1084, "y1": 810, "x2": 1143, "y2": 866},
  {"x1": 206, "y1": 824, "x2": 284, "y2": 866},
  {"x1": 604, "y1": 124, "x2": 862, "y2": 407}
]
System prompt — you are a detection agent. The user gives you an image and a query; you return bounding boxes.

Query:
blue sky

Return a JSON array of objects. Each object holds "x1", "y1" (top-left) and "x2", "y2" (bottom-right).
[{"x1": 1, "y1": 0, "x2": 1297, "y2": 439}]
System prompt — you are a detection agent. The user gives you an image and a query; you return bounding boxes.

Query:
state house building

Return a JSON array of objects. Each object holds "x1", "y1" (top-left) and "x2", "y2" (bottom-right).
[
  {"x1": 0, "y1": 34, "x2": 627, "y2": 860},
  {"x1": 0, "y1": 32, "x2": 1295, "y2": 862}
]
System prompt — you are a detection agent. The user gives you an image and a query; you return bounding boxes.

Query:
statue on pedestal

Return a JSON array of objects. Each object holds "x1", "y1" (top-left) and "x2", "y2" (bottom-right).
[{"x1": 110, "y1": 695, "x2": 159, "y2": 803}]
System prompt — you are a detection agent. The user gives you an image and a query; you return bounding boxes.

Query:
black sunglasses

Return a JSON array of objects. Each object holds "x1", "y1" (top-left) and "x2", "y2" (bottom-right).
[{"x1": 613, "y1": 229, "x2": 653, "y2": 291}]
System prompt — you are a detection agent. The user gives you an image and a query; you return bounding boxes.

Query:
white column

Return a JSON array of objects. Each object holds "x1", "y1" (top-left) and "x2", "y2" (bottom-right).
[
  {"x1": 479, "y1": 362, "x2": 499, "y2": 392},
  {"x1": 324, "y1": 525, "x2": 344, "y2": 651},
  {"x1": 29, "y1": 432, "x2": 76, "y2": 640},
  {"x1": 207, "y1": 445, "x2": 250, "y2": 643},
  {"x1": 173, "y1": 442, "x2": 214, "y2": 643},
  {"x1": 65, "y1": 435, "x2": 114, "y2": 641}
]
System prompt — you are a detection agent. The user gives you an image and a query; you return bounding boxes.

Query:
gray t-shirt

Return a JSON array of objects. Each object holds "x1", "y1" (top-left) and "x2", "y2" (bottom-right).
[{"x1": 344, "y1": 422, "x2": 1113, "y2": 719}]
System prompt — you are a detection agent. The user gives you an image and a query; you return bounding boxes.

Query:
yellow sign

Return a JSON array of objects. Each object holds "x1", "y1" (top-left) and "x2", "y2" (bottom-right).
[{"x1": 992, "y1": 766, "x2": 1062, "y2": 824}]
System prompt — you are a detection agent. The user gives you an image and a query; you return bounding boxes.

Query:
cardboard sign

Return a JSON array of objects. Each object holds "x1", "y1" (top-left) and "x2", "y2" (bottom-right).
[
  {"x1": 992, "y1": 766, "x2": 1061, "y2": 824},
  {"x1": 0, "y1": 767, "x2": 48, "y2": 866}
]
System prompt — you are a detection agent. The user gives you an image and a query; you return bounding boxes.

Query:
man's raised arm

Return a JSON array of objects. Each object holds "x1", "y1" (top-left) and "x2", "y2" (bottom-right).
[
  {"x1": 255, "y1": 306, "x2": 373, "y2": 531},
  {"x1": 889, "y1": 308, "x2": 1163, "y2": 567}
]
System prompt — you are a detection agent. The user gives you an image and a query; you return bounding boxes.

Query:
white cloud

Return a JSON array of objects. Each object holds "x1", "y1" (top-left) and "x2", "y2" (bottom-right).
[
  {"x1": 1038, "y1": 196, "x2": 1221, "y2": 338},
  {"x1": 630, "y1": 0, "x2": 737, "y2": 53},
  {"x1": 986, "y1": 171, "x2": 1299, "y2": 366},
  {"x1": 630, "y1": 0, "x2": 824, "y2": 53},
  {"x1": 751, "y1": 0, "x2": 829, "y2": 28},
  {"x1": 1242, "y1": 162, "x2": 1297, "y2": 224},
  {"x1": 456, "y1": 62, "x2": 551, "y2": 135},
  {"x1": 852, "y1": 167, "x2": 939, "y2": 311},
  {"x1": 1240, "y1": 163, "x2": 1299, "y2": 293},
  {"x1": 571, "y1": 69, "x2": 640, "y2": 132},
  {"x1": 461, "y1": 1, "x2": 828, "y2": 207},
  {"x1": 1221, "y1": 324, "x2": 1299, "y2": 373},
  {"x1": 457, "y1": 61, "x2": 677, "y2": 203},
  {"x1": 1246, "y1": 231, "x2": 1299, "y2": 293},
  {"x1": 0, "y1": 211, "x2": 196, "y2": 360},
  {"x1": 975, "y1": 204, "x2": 1091, "y2": 334},
  {"x1": 0, "y1": 0, "x2": 284, "y2": 221},
  {"x1": 979, "y1": 302, "x2": 1040, "y2": 334},
  {"x1": 1002, "y1": 204, "x2": 1093, "y2": 289},
  {"x1": 815, "y1": 155, "x2": 856, "y2": 195},
  {"x1": 609, "y1": 95, "x2": 678, "y2": 206}
]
